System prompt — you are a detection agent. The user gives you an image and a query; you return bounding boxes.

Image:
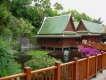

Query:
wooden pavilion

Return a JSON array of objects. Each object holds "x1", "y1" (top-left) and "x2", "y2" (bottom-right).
[
  {"x1": 34, "y1": 14, "x2": 105, "y2": 50},
  {"x1": 34, "y1": 14, "x2": 81, "y2": 50},
  {"x1": 74, "y1": 20, "x2": 105, "y2": 43}
]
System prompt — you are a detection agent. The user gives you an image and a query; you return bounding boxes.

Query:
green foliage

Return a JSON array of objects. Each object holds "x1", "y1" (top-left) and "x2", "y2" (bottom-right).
[
  {"x1": 0, "y1": 0, "x2": 10, "y2": 10},
  {"x1": 19, "y1": 18, "x2": 35, "y2": 36},
  {"x1": 53, "y1": 2, "x2": 64, "y2": 12},
  {"x1": 10, "y1": 0, "x2": 32, "y2": 18},
  {"x1": 62, "y1": 10, "x2": 92, "y2": 22},
  {"x1": 9, "y1": 42, "x2": 21, "y2": 51},
  {"x1": 24, "y1": 54, "x2": 62, "y2": 70},
  {"x1": 10, "y1": 0, "x2": 42, "y2": 28},
  {"x1": 0, "y1": 57, "x2": 22, "y2": 77},
  {"x1": 0, "y1": 3, "x2": 10, "y2": 35},
  {"x1": 7, "y1": 16, "x2": 35, "y2": 39},
  {"x1": 27, "y1": 27, "x2": 39, "y2": 45},
  {"x1": 0, "y1": 37, "x2": 12, "y2": 57},
  {"x1": 43, "y1": 8, "x2": 58, "y2": 17},
  {"x1": 0, "y1": 37, "x2": 22, "y2": 77},
  {"x1": 22, "y1": 6, "x2": 42, "y2": 28},
  {"x1": 7, "y1": 15, "x2": 23, "y2": 40},
  {"x1": 26, "y1": 50, "x2": 49, "y2": 55},
  {"x1": 35, "y1": 0, "x2": 51, "y2": 10},
  {"x1": 1, "y1": 28, "x2": 13, "y2": 40},
  {"x1": 92, "y1": 17, "x2": 103, "y2": 24},
  {"x1": 61, "y1": 9, "x2": 103, "y2": 24}
]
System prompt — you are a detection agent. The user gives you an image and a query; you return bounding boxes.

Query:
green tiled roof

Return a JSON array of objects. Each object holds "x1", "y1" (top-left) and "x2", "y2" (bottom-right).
[
  {"x1": 76, "y1": 31, "x2": 88, "y2": 32},
  {"x1": 63, "y1": 31, "x2": 77, "y2": 35},
  {"x1": 74, "y1": 22, "x2": 79, "y2": 29},
  {"x1": 82, "y1": 20, "x2": 104, "y2": 33},
  {"x1": 77, "y1": 32, "x2": 89, "y2": 35},
  {"x1": 77, "y1": 32, "x2": 100, "y2": 36},
  {"x1": 89, "y1": 33, "x2": 101, "y2": 35},
  {"x1": 37, "y1": 14, "x2": 70, "y2": 34},
  {"x1": 34, "y1": 34, "x2": 81, "y2": 38}
]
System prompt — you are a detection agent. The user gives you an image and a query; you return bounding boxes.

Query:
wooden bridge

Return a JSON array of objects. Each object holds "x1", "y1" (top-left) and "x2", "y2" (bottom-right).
[{"x1": 0, "y1": 43, "x2": 106, "y2": 80}]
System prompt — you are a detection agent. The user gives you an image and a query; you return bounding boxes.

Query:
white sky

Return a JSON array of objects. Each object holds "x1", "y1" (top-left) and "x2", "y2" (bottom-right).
[{"x1": 50, "y1": 0, "x2": 106, "y2": 25}]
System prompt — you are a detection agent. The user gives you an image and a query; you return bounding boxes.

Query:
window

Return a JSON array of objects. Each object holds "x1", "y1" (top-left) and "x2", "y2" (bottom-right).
[{"x1": 55, "y1": 39, "x2": 62, "y2": 43}]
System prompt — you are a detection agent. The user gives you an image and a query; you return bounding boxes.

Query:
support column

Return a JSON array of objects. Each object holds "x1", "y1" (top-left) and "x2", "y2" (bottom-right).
[
  {"x1": 69, "y1": 47, "x2": 70, "y2": 50},
  {"x1": 24, "y1": 67, "x2": 31, "y2": 80},
  {"x1": 62, "y1": 48, "x2": 64, "y2": 51},
  {"x1": 46, "y1": 47, "x2": 48, "y2": 50},
  {"x1": 54, "y1": 47, "x2": 55, "y2": 50}
]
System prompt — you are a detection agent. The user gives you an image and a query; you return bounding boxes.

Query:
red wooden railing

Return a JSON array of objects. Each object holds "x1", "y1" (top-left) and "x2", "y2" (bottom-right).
[{"x1": 0, "y1": 43, "x2": 106, "y2": 80}]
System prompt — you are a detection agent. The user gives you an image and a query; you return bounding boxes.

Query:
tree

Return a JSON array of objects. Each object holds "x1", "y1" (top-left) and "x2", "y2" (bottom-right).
[
  {"x1": 40, "y1": 0, "x2": 51, "y2": 8},
  {"x1": 34, "y1": 0, "x2": 51, "y2": 10},
  {"x1": 6, "y1": 16, "x2": 35, "y2": 39},
  {"x1": 53, "y1": 2, "x2": 64, "y2": 13},
  {"x1": 0, "y1": 0, "x2": 10, "y2": 10},
  {"x1": 92, "y1": 17, "x2": 103, "y2": 24},
  {"x1": 24, "y1": 6, "x2": 42, "y2": 28},
  {"x1": 0, "y1": 3, "x2": 10, "y2": 35},
  {"x1": 61, "y1": 9, "x2": 92, "y2": 22},
  {"x1": 10, "y1": 0, "x2": 42, "y2": 28},
  {"x1": 10, "y1": 0, "x2": 32, "y2": 18},
  {"x1": 43, "y1": 8, "x2": 57, "y2": 17}
]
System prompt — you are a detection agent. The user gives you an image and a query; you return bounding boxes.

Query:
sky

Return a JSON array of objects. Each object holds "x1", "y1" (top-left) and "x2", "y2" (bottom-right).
[{"x1": 50, "y1": 0, "x2": 106, "y2": 25}]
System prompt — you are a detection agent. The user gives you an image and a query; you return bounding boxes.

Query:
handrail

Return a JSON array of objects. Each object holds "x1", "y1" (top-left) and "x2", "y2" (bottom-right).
[
  {"x1": 0, "y1": 43, "x2": 106, "y2": 80},
  {"x1": 0, "y1": 73, "x2": 26, "y2": 80},
  {"x1": 31, "y1": 66, "x2": 57, "y2": 74},
  {"x1": 61, "y1": 61, "x2": 75, "y2": 66}
]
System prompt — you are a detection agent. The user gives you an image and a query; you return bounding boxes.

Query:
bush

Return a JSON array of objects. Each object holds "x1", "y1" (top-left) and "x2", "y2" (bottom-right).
[
  {"x1": 0, "y1": 57, "x2": 22, "y2": 77},
  {"x1": 0, "y1": 37, "x2": 22, "y2": 77},
  {"x1": 24, "y1": 54, "x2": 62, "y2": 70}
]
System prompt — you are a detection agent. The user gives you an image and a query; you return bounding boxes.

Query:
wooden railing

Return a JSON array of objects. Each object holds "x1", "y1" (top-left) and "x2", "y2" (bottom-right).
[
  {"x1": 0, "y1": 52, "x2": 106, "y2": 80},
  {"x1": 1, "y1": 43, "x2": 106, "y2": 80}
]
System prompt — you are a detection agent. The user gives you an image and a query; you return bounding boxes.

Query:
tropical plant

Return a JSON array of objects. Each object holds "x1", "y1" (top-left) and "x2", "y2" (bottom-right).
[
  {"x1": 53, "y1": 2, "x2": 64, "y2": 13},
  {"x1": 24, "y1": 54, "x2": 62, "y2": 70},
  {"x1": 0, "y1": 57, "x2": 22, "y2": 77},
  {"x1": 0, "y1": 37, "x2": 22, "y2": 77},
  {"x1": 34, "y1": 0, "x2": 51, "y2": 10},
  {"x1": 92, "y1": 17, "x2": 103, "y2": 24}
]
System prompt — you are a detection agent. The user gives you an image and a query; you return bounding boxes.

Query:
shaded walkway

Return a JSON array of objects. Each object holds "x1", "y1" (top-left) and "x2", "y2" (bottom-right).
[{"x1": 89, "y1": 69, "x2": 106, "y2": 80}]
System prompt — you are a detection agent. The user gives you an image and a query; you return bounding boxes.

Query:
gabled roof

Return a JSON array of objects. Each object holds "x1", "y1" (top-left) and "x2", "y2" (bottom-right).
[
  {"x1": 34, "y1": 14, "x2": 81, "y2": 38},
  {"x1": 76, "y1": 20, "x2": 104, "y2": 36},
  {"x1": 81, "y1": 20, "x2": 104, "y2": 33},
  {"x1": 74, "y1": 22, "x2": 79, "y2": 29},
  {"x1": 38, "y1": 14, "x2": 71, "y2": 34},
  {"x1": 35, "y1": 34, "x2": 81, "y2": 38}
]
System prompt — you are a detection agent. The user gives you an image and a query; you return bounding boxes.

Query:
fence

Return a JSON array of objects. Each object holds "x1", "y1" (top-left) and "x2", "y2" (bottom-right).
[{"x1": 0, "y1": 52, "x2": 106, "y2": 80}]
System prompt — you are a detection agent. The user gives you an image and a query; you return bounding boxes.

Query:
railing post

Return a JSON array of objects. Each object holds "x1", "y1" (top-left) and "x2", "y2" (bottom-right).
[
  {"x1": 95, "y1": 54, "x2": 98, "y2": 77},
  {"x1": 24, "y1": 67, "x2": 31, "y2": 80},
  {"x1": 73, "y1": 57, "x2": 78, "y2": 80},
  {"x1": 100, "y1": 52, "x2": 104, "y2": 73},
  {"x1": 55, "y1": 62, "x2": 61, "y2": 80},
  {"x1": 86, "y1": 55, "x2": 89, "y2": 80}
]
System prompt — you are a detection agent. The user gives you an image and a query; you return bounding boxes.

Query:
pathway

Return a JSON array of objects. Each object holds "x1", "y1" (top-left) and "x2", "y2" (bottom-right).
[{"x1": 89, "y1": 69, "x2": 106, "y2": 80}]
